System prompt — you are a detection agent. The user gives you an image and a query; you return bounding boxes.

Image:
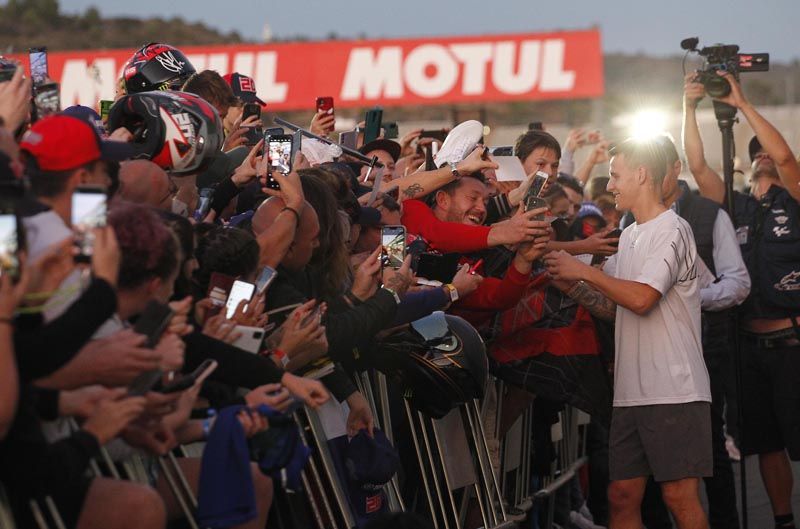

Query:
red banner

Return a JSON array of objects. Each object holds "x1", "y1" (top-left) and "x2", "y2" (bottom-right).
[{"x1": 9, "y1": 29, "x2": 604, "y2": 111}]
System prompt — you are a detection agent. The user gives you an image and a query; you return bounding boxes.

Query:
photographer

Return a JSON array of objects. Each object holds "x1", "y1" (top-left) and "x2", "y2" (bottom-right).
[{"x1": 683, "y1": 71, "x2": 800, "y2": 529}]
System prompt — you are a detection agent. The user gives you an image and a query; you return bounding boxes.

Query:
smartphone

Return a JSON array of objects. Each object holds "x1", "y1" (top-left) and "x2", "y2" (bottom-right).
[
  {"x1": 363, "y1": 108, "x2": 383, "y2": 144},
  {"x1": 226, "y1": 279, "x2": 255, "y2": 319},
  {"x1": 380, "y1": 225, "x2": 406, "y2": 269},
  {"x1": 383, "y1": 121, "x2": 399, "y2": 140},
  {"x1": 241, "y1": 102, "x2": 262, "y2": 145},
  {"x1": 315, "y1": 96, "x2": 334, "y2": 117},
  {"x1": 207, "y1": 271, "x2": 236, "y2": 318},
  {"x1": 290, "y1": 129, "x2": 302, "y2": 165},
  {"x1": 231, "y1": 326, "x2": 266, "y2": 354},
  {"x1": 99, "y1": 100, "x2": 113, "y2": 122},
  {"x1": 0, "y1": 63, "x2": 16, "y2": 83},
  {"x1": 32, "y1": 82, "x2": 60, "y2": 121},
  {"x1": 158, "y1": 359, "x2": 218, "y2": 393},
  {"x1": 529, "y1": 171, "x2": 549, "y2": 197},
  {"x1": 254, "y1": 265, "x2": 277, "y2": 296},
  {"x1": 194, "y1": 187, "x2": 214, "y2": 221},
  {"x1": 488, "y1": 146, "x2": 513, "y2": 156},
  {"x1": 528, "y1": 121, "x2": 544, "y2": 131},
  {"x1": 607, "y1": 228, "x2": 622, "y2": 248},
  {"x1": 0, "y1": 211, "x2": 23, "y2": 282},
  {"x1": 267, "y1": 133, "x2": 293, "y2": 176},
  {"x1": 71, "y1": 186, "x2": 107, "y2": 263},
  {"x1": 339, "y1": 129, "x2": 359, "y2": 150},
  {"x1": 133, "y1": 300, "x2": 175, "y2": 348},
  {"x1": 419, "y1": 130, "x2": 448, "y2": 143},
  {"x1": 415, "y1": 252, "x2": 459, "y2": 284},
  {"x1": 128, "y1": 369, "x2": 163, "y2": 396},
  {"x1": 28, "y1": 47, "x2": 48, "y2": 86},
  {"x1": 300, "y1": 303, "x2": 323, "y2": 328}
]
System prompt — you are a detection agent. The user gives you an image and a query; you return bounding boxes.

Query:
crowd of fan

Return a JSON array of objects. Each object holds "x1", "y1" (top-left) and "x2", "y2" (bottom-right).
[{"x1": 0, "y1": 41, "x2": 799, "y2": 529}]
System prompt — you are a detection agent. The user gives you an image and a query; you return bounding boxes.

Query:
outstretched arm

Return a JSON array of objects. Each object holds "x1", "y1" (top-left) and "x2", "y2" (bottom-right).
[{"x1": 682, "y1": 74, "x2": 725, "y2": 204}]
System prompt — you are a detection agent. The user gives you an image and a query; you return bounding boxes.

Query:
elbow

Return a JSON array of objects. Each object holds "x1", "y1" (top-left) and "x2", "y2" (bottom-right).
[{"x1": 630, "y1": 297, "x2": 658, "y2": 316}]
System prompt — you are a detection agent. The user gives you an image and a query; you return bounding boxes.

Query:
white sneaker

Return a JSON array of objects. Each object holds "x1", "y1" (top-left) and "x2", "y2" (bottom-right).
[
  {"x1": 433, "y1": 120, "x2": 483, "y2": 168},
  {"x1": 569, "y1": 510, "x2": 606, "y2": 529}
]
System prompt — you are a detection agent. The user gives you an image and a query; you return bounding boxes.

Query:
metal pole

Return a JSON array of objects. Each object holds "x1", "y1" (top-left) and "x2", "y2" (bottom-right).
[{"x1": 714, "y1": 99, "x2": 748, "y2": 529}]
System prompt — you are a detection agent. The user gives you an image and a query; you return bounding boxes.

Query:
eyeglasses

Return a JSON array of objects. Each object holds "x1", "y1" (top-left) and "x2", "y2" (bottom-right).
[{"x1": 158, "y1": 178, "x2": 179, "y2": 205}]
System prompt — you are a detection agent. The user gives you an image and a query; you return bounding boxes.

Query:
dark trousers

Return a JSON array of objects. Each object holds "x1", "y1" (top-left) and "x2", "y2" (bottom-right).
[{"x1": 702, "y1": 315, "x2": 740, "y2": 529}]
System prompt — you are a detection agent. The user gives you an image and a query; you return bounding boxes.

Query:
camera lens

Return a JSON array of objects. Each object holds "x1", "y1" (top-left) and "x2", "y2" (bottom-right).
[{"x1": 705, "y1": 76, "x2": 731, "y2": 98}]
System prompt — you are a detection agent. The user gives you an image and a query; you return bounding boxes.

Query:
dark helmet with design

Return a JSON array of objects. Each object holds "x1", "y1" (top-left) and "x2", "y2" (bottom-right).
[
  {"x1": 122, "y1": 43, "x2": 196, "y2": 94},
  {"x1": 368, "y1": 312, "x2": 488, "y2": 419},
  {"x1": 106, "y1": 90, "x2": 222, "y2": 175}
]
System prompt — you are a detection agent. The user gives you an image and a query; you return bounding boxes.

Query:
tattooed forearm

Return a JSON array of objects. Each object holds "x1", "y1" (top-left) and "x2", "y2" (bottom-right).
[
  {"x1": 402, "y1": 183, "x2": 424, "y2": 199},
  {"x1": 565, "y1": 280, "x2": 617, "y2": 322}
]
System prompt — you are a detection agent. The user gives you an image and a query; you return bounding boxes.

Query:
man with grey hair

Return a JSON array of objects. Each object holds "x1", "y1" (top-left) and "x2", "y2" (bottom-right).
[{"x1": 544, "y1": 138, "x2": 712, "y2": 529}]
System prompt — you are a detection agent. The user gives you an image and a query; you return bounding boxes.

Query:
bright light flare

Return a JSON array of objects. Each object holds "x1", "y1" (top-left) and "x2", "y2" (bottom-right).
[{"x1": 629, "y1": 109, "x2": 668, "y2": 141}]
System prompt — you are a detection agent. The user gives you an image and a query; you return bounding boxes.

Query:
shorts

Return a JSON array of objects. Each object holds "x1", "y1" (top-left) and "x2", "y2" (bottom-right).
[
  {"x1": 609, "y1": 402, "x2": 712, "y2": 482},
  {"x1": 739, "y1": 335, "x2": 800, "y2": 459}
]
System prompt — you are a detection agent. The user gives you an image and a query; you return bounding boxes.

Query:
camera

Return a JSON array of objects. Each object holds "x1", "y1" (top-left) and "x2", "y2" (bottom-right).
[{"x1": 681, "y1": 37, "x2": 769, "y2": 98}]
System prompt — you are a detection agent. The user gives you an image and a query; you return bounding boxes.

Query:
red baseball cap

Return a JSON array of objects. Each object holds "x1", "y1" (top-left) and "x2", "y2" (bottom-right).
[
  {"x1": 223, "y1": 72, "x2": 266, "y2": 106},
  {"x1": 20, "y1": 115, "x2": 137, "y2": 172}
]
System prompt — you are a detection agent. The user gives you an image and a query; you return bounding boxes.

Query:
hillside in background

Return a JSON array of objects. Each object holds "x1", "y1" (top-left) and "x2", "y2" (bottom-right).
[{"x1": 2, "y1": 0, "x2": 798, "y2": 127}]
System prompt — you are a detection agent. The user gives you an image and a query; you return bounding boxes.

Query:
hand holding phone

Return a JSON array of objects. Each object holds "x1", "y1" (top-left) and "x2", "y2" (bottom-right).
[
  {"x1": 241, "y1": 103, "x2": 262, "y2": 145},
  {"x1": 158, "y1": 359, "x2": 218, "y2": 393},
  {"x1": 266, "y1": 134, "x2": 293, "y2": 188},
  {"x1": 0, "y1": 208, "x2": 24, "y2": 282}
]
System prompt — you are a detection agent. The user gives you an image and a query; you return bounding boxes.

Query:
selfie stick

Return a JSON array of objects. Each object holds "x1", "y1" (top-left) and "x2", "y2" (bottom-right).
[
  {"x1": 272, "y1": 117, "x2": 384, "y2": 168},
  {"x1": 714, "y1": 99, "x2": 748, "y2": 529}
]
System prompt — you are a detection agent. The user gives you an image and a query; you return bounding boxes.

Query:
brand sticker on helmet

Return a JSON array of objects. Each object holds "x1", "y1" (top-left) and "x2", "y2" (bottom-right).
[{"x1": 155, "y1": 51, "x2": 186, "y2": 74}]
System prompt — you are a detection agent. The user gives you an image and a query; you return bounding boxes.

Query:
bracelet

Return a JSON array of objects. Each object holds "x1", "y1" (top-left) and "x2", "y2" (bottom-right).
[
  {"x1": 202, "y1": 409, "x2": 217, "y2": 439},
  {"x1": 281, "y1": 206, "x2": 301, "y2": 224}
]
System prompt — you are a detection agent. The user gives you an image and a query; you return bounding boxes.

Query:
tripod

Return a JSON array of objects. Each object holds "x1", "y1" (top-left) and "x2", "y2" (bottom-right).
[{"x1": 713, "y1": 99, "x2": 748, "y2": 529}]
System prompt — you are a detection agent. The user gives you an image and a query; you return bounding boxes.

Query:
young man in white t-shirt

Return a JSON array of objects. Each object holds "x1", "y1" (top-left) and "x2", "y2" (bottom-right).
[{"x1": 544, "y1": 138, "x2": 711, "y2": 529}]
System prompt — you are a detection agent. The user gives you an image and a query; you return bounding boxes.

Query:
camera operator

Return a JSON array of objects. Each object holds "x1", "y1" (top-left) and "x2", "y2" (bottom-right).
[{"x1": 683, "y1": 71, "x2": 800, "y2": 529}]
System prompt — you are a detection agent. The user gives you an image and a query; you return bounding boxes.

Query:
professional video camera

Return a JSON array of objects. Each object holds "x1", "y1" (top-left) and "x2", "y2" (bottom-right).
[{"x1": 680, "y1": 37, "x2": 769, "y2": 98}]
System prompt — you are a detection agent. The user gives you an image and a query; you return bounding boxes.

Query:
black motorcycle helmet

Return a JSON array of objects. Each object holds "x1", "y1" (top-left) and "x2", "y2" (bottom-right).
[
  {"x1": 122, "y1": 43, "x2": 196, "y2": 94},
  {"x1": 107, "y1": 90, "x2": 222, "y2": 175},
  {"x1": 369, "y1": 313, "x2": 488, "y2": 419}
]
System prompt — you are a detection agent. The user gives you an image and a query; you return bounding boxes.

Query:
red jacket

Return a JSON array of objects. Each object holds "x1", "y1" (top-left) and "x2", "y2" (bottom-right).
[{"x1": 401, "y1": 199, "x2": 491, "y2": 253}]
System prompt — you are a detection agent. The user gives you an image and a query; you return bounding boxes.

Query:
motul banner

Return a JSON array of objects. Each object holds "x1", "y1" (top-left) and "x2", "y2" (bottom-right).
[{"x1": 9, "y1": 29, "x2": 603, "y2": 111}]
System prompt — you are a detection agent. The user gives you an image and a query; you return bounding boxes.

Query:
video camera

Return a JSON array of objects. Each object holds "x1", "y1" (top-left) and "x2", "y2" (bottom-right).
[{"x1": 680, "y1": 37, "x2": 769, "y2": 98}]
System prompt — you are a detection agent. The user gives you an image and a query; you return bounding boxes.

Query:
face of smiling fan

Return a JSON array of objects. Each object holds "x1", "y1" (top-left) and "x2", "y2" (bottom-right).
[{"x1": 437, "y1": 176, "x2": 490, "y2": 226}]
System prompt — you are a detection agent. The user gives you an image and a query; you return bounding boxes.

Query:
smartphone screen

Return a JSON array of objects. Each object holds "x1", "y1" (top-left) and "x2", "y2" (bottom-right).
[
  {"x1": 380, "y1": 225, "x2": 406, "y2": 269},
  {"x1": 28, "y1": 47, "x2": 48, "y2": 86},
  {"x1": 226, "y1": 280, "x2": 255, "y2": 319},
  {"x1": 383, "y1": 122, "x2": 399, "y2": 140},
  {"x1": 529, "y1": 172, "x2": 549, "y2": 198},
  {"x1": 99, "y1": 100, "x2": 113, "y2": 122},
  {"x1": 316, "y1": 96, "x2": 334, "y2": 116},
  {"x1": 0, "y1": 214, "x2": 20, "y2": 281},
  {"x1": 71, "y1": 188, "x2": 107, "y2": 261},
  {"x1": 33, "y1": 83, "x2": 60, "y2": 120},
  {"x1": 255, "y1": 265, "x2": 277, "y2": 296},
  {"x1": 267, "y1": 134, "x2": 293, "y2": 175}
]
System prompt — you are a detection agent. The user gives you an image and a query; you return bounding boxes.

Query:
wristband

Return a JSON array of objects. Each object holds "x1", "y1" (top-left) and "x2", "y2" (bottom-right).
[
  {"x1": 382, "y1": 287, "x2": 402, "y2": 304},
  {"x1": 272, "y1": 348, "x2": 290, "y2": 368},
  {"x1": 281, "y1": 206, "x2": 301, "y2": 224},
  {"x1": 448, "y1": 161, "x2": 461, "y2": 179}
]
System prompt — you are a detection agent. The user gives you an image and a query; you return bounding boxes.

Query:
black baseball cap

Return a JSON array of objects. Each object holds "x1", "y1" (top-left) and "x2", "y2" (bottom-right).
[
  {"x1": 748, "y1": 136, "x2": 763, "y2": 162},
  {"x1": 359, "y1": 139, "x2": 401, "y2": 162}
]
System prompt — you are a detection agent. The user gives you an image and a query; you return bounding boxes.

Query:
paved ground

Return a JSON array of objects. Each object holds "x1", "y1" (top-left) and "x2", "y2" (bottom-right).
[{"x1": 701, "y1": 457, "x2": 800, "y2": 528}]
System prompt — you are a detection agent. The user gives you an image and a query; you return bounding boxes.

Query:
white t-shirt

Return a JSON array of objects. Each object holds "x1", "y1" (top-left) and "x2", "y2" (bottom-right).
[{"x1": 603, "y1": 209, "x2": 711, "y2": 407}]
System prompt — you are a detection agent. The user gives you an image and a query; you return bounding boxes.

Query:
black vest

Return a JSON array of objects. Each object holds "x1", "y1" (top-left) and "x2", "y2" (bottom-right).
[
  {"x1": 675, "y1": 183, "x2": 720, "y2": 276},
  {"x1": 733, "y1": 185, "x2": 800, "y2": 319}
]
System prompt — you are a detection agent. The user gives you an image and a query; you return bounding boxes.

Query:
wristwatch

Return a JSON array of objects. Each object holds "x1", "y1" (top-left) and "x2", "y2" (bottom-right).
[
  {"x1": 382, "y1": 286, "x2": 402, "y2": 304},
  {"x1": 444, "y1": 283, "x2": 459, "y2": 303},
  {"x1": 448, "y1": 161, "x2": 461, "y2": 179}
]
